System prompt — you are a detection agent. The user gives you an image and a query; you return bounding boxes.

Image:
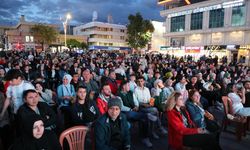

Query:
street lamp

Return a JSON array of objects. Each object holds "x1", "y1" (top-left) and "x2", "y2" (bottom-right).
[{"x1": 62, "y1": 13, "x2": 71, "y2": 47}]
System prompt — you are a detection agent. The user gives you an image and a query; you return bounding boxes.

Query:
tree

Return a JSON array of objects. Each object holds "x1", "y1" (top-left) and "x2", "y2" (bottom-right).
[
  {"x1": 67, "y1": 39, "x2": 88, "y2": 50},
  {"x1": 31, "y1": 24, "x2": 58, "y2": 51},
  {"x1": 80, "y1": 42, "x2": 88, "y2": 50},
  {"x1": 126, "y1": 12, "x2": 154, "y2": 53},
  {"x1": 67, "y1": 39, "x2": 81, "y2": 50}
]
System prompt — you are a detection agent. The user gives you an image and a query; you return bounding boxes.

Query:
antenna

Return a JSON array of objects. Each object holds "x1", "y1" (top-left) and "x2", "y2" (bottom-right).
[{"x1": 92, "y1": 11, "x2": 98, "y2": 21}]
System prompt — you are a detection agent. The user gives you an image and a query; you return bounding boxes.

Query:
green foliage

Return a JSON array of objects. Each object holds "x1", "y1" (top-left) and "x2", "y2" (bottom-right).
[
  {"x1": 127, "y1": 12, "x2": 154, "y2": 51},
  {"x1": 80, "y1": 42, "x2": 88, "y2": 50},
  {"x1": 31, "y1": 24, "x2": 58, "y2": 50},
  {"x1": 67, "y1": 39, "x2": 88, "y2": 50},
  {"x1": 67, "y1": 39, "x2": 81, "y2": 48}
]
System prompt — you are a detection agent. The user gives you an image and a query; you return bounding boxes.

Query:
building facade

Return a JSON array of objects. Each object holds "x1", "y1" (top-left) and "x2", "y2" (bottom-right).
[
  {"x1": 158, "y1": 0, "x2": 250, "y2": 65},
  {"x1": 73, "y1": 21, "x2": 131, "y2": 51},
  {"x1": 149, "y1": 21, "x2": 166, "y2": 52}
]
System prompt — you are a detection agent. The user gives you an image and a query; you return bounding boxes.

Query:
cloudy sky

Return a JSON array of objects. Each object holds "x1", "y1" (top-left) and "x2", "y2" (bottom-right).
[{"x1": 0, "y1": 0, "x2": 164, "y2": 26}]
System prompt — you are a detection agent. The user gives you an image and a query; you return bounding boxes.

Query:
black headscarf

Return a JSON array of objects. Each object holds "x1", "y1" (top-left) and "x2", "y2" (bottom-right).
[{"x1": 12, "y1": 114, "x2": 61, "y2": 150}]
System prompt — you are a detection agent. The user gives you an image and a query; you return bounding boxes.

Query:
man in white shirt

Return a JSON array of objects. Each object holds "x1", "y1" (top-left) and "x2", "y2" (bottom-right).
[
  {"x1": 134, "y1": 76, "x2": 167, "y2": 139},
  {"x1": 0, "y1": 69, "x2": 35, "y2": 119}
]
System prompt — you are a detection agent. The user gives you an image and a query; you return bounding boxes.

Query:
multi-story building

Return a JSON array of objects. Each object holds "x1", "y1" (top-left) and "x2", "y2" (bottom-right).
[
  {"x1": 148, "y1": 21, "x2": 166, "y2": 52},
  {"x1": 4, "y1": 15, "x2": 87, "y2": 52},
  {"x1": 73, "y1": 21, "x2": 131, "y2": 51},
  {"x1": 0, "y1": 26, "x2": 12, "y2": 50},
  {"x1": 5, "y1": 15, "x2": 60, "y2": 51},
  {"x1": 158, "y1": 0, "x2": 250, "y2": 65}
]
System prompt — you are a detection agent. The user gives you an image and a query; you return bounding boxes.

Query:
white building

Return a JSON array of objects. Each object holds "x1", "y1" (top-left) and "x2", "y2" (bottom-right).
[
  {"x1": 73, "y1": 21, "x2": 130, "y2": 51},
  {"x1": 149, "y1": 21, "x2": 166, "y2": 52},
  {"x1": 158, "y1": 0, "x2": 250, "y2": 65}
]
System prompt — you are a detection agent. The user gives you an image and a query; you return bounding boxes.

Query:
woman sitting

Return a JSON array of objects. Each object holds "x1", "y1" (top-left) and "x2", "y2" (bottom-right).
[
  {"x1": 227, "y1": 83, "x2": 250, "y2": 116},
  {"x1": 166, "y1": 92, "x2": 221, "y2": 150},
  {"x1": 12, "y1": 114, "x2": 61, "y2": 150},
  {"x1": 35, "y1": 82, "x2": 55, "y2": 106},
  {"x1": 186, "y1": 90, "x2": 220, "y2": 133}
]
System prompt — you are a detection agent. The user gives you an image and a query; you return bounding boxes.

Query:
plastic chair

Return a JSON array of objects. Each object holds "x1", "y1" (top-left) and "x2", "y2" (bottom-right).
[
  {"x1": 59, "y1": 126, "x2": 89, "y2": 150},
  {"x1": 221, "y1": 96, "x2": 247, "y2": 140}
]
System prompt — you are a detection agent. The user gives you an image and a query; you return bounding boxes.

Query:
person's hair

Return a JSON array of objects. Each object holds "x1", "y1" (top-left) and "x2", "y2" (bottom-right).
[
  {"x1": 226, "y1": 83, "x2": 235, "y2": 94},
  {"x1": 34, "y1": 82, "x2": 45, "y2": 92},
  {"x1": 101, "y1": 83, "x2": 110, "y2": 91},
  {"x1": 137, "y1": 76, "x2": 145, "y2": 82},
  {"x1": 77, "y1": 85, "x2": 87, "y2": 92},
  {"x1": 189, "y1": 89, "x2": 199, "y2": 100},
  {"x1": 23, "y1": 89, "x2": 37, "y2": 100},
  {"x1": 4, "y1": 69, "x2": 24, "y2": 81},
  {"x1": 120, "y1": 80, "x2": 129, "y2": 90},
  {"x1": 165, "y1": 92, "x2": 182, "y2": 111},
  {"x1": 244, "y1": 80, "x2": 250, "y2": 86},
  {"x1": 176, "y1": 74, "x2": 185, "y2": 83}
]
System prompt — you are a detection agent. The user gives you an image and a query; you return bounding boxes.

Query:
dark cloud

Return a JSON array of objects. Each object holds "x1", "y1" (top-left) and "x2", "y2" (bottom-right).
[{"x1": 0, "y1": 0, "x2": 164, "y2": 26}]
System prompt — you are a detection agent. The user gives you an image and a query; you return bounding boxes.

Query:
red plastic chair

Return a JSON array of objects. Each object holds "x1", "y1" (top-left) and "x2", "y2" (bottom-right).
[{"x1": 59, "y1": 126, "x2": 89, "y2": 150}]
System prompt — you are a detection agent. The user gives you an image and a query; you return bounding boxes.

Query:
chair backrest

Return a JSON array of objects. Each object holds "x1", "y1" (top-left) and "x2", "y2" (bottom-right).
[
  {"x1": 59, "y1": 126, "x2": 89, "y2": 150},
  {"x1": 222, "y1": 96, "x2": 234, "y2": 115}
]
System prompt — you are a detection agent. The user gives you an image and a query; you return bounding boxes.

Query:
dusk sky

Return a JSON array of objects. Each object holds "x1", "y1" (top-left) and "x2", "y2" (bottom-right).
[{"x1": 0, "y1": 0, "x2": 164, "y2": 26}]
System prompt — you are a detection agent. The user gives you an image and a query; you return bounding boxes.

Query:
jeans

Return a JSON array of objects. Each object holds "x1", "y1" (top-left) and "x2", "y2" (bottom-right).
[
  {"x1": 237, "y1": 107, "x2": 250, "y2": 116},
  {"x1": 123, "y1": 111, "x2": 149, "y2": 138},
  {"x1": 139, "y1": 106, "x2": 161, "y2": 127}
]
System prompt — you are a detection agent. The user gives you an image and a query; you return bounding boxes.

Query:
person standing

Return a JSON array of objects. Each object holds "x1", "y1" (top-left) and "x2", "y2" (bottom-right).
[{"x1": 0, "y1": 69, "x2": 35, "y2": 120}]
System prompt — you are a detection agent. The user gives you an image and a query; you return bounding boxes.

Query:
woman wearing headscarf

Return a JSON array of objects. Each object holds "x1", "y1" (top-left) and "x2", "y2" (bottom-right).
[
  {"x1": 57, "y1": 74, "x2": 76, "y2": 128},
  {"x1": 12, "y1": 114, "x2": 61, "y2": 150}
]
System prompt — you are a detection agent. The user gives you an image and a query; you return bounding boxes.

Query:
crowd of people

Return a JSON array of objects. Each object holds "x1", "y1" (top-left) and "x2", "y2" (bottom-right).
[{"x1": 0, "y1": 49, "x2": 249, "y2": 150}]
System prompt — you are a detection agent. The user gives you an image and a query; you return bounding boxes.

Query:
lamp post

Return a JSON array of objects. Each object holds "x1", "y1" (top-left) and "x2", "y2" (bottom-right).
[{"x1": 62, "y1": 13, "x2": 71, "y2": 47}]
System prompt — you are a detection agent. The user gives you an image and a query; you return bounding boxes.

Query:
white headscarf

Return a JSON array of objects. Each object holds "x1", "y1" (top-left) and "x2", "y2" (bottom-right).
[{"x1": 62, "y1": 74, "x2": 73, "y2": 96}]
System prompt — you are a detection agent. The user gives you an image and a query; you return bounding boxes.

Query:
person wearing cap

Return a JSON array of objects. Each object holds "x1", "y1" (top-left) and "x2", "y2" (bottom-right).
[
  {"x1": 94, "y1": 98, "x2": 130, "y2": 150},
  {"x1": 0, "y1": 69, "x2": 35, "y2": 120}
]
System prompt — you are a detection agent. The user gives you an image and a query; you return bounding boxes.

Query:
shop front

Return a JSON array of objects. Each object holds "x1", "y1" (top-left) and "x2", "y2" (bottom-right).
[{"x1": 238, "y1": 45, "x2": 250, "y2": 66}]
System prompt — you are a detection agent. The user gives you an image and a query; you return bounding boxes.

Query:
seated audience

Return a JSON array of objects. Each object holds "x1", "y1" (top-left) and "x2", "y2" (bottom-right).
[{"x1": 166, "y1": 92, "x2": 221, "y2": 150}]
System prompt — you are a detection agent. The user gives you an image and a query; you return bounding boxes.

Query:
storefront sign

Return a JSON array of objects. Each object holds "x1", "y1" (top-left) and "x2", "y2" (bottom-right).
[
  {"x1": 167, "y1": 0, "x2": 244, "y2": 18},
  {"x1": 185, "y1": 46, "x2": 203, "y2": 53},
  {"x1": 160, "y1": 46, "x2": 185, "y2": 50}
]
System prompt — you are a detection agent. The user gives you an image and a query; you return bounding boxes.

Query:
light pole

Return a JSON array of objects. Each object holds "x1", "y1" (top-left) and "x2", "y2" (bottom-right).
[{"x1": 62, "y1": 13, "x2": 71, "y2": 47}]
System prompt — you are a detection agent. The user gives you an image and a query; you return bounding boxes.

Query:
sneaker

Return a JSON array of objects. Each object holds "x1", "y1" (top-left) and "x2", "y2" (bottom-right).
[
  {"x1": 159, "y1": 126, "x2": 168, "y2": 135},
  {"x1": 152, "y1": 131, "x2": 160, "y2": 139},
  {"x1": 147, "y1": 113, "x2": 157, "y2": 122},
  {"x1": 141, "y1": 138, "x2": 153, "y2": 148}
]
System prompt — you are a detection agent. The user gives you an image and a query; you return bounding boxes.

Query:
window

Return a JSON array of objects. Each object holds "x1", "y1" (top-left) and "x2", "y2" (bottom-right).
[
  {"x1": 191, "y1": 12, "x2": 203, "y2": 30},
  {"x1": 232, "y1": 5, "x2": 245, "y2": 26},
  {"x1": 171, "y1": 15, "x2": 185, "y2": 32},
  {"x1": 209, "y1": 9, "x2": 224, "y2": 28},
  {"x1": 120, "y1": 36, "x2": 125, "y2": 40}
]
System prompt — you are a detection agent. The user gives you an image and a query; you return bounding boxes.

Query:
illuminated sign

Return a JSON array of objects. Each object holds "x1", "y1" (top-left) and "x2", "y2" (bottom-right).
[
  {"x1": 167, "y1": 0, "x2": 244, "y2": 18},
  {"x1": 185, "y1": 46, "x2": 203, "y2": 53}
]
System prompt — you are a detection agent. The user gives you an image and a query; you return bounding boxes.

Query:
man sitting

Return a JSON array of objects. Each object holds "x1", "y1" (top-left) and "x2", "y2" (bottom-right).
[
  {"x1": 94, "y1": 98, "x2": 130, "y2": 150},
  {"x1": 17, "y1": 89, "x2": 56, "y2": 131},
  {"x1": 70, "y1": 86, "x2": 99, "y2": 127}
]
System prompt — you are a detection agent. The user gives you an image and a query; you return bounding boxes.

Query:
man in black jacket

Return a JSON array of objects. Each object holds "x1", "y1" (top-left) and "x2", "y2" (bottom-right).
[
  {"x1": 17, "y1": 89, "x2": 56, "y2": 132},
  {"x1": 70, "y1": 86, "x2": 99, "y2": 127},
  {"x1": 94, "y1": 98, "x2": 130, "y2": 150}
]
